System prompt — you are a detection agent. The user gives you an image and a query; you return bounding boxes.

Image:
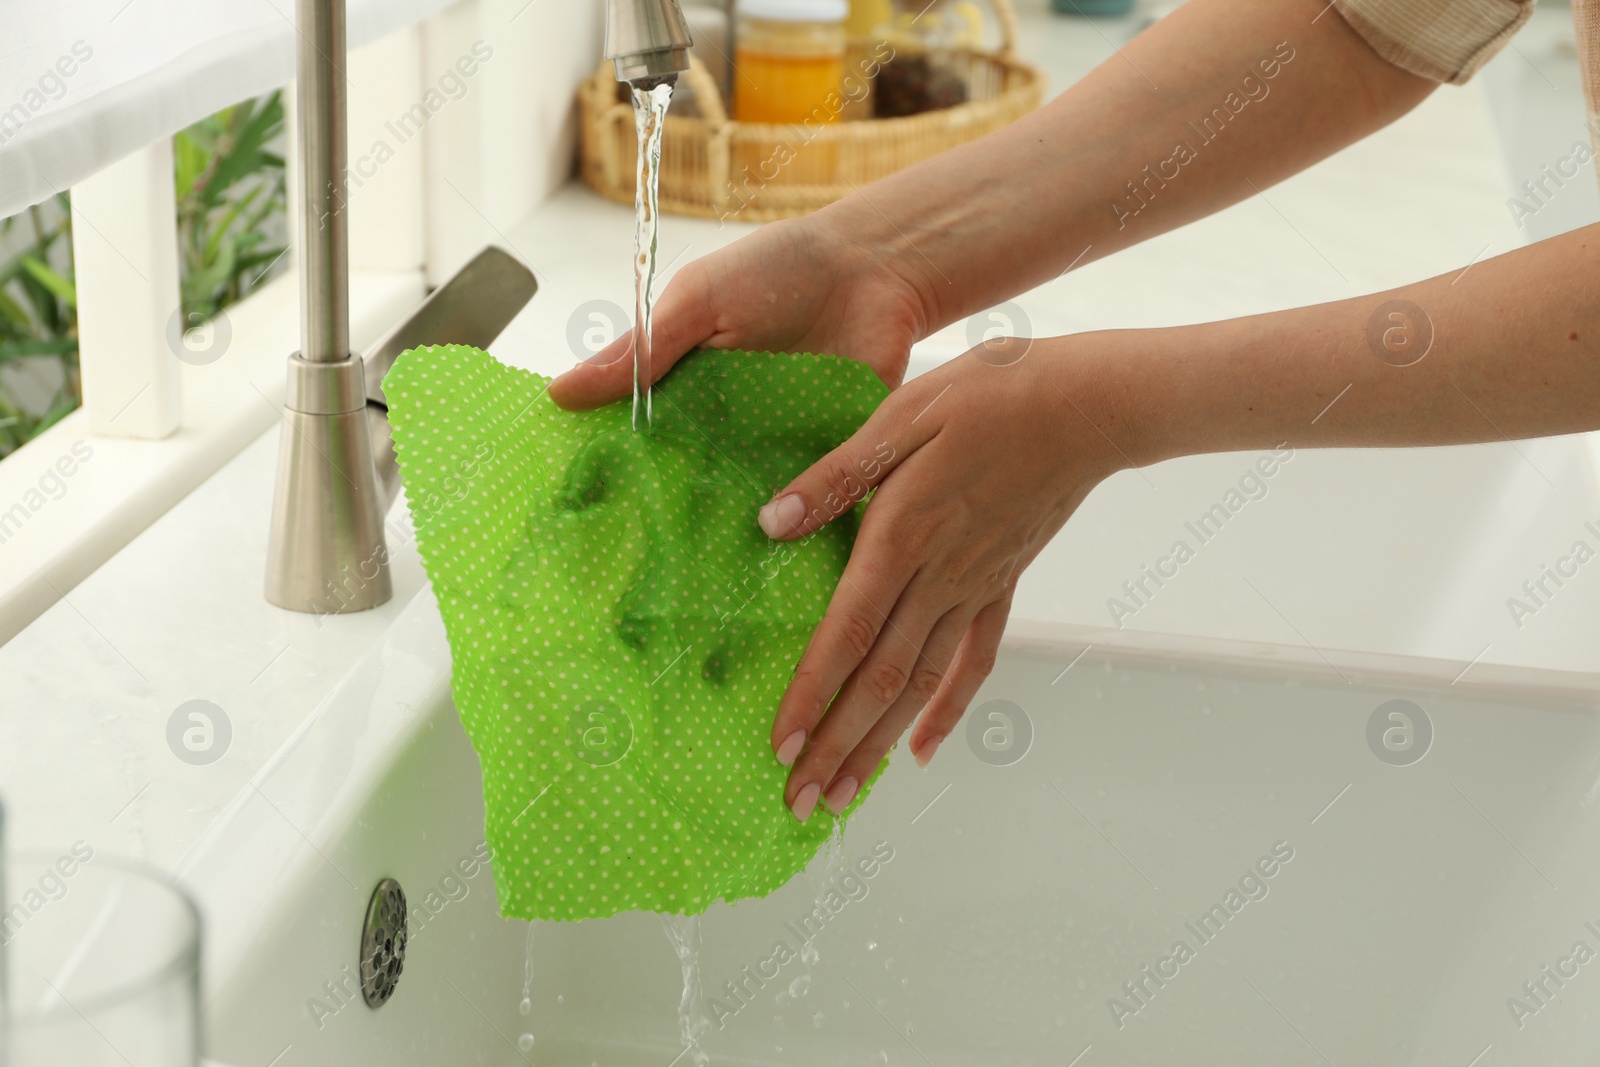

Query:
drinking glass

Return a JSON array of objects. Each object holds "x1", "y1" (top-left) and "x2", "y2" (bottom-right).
[{"x1": 1, "y1": 845, "x2": 200, "y2": 1067}]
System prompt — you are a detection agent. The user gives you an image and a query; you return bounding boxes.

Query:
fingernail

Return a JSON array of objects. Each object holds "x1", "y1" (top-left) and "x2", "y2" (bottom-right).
[
  {"x1": 776, "y1": 729, "x2": 806, "y2": 767},
  {"x1": 824, "y1": 776, "x2": 860, "y2": 815},
  {"x1": 758, "y1": 494, "x2": 805, "y2": 539},
  {"x1": 790, "y1": 782, "x2": 821, "y2": 822},
  {"x1": 914, "y1": 735, "x2": 944, "y2": 768}
]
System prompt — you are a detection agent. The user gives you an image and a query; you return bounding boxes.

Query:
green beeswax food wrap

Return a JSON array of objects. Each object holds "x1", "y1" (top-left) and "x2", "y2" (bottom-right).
[{"x1": 383, "y1": 345, "x2": 892, "y2": 921}]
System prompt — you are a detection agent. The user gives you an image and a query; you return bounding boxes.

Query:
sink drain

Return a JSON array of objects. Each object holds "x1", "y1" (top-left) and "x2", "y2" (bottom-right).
[{"x1": 360, "y1": 878, "x2": 407, "y2": 1008}]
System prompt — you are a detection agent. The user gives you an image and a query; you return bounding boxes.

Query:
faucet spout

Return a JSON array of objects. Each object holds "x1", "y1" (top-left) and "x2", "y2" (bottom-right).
[{"x1": 605, "y1": 0, "x2": 694, "y2": 86}]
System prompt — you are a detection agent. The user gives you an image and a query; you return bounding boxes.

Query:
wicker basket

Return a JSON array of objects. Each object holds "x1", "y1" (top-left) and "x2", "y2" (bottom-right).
[{"x1": 578, "y1": 0, "x2": 1045, "y2": 221}]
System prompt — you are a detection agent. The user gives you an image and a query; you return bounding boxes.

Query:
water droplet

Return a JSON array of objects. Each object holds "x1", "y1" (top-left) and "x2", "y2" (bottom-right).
[
  {"x1": 866, "y1": 939, "x2": 878, "y2": 951},
  {"x1": 789, "y1": 974, "x2": 812, "y2": 998},
  {"x1": 555, "y1": 994, "x2": 564, "y2": 1006},
  {"x1": 875, "y1": 1051, "x2": 890, "y2": 1064},
  {"x1": 660, "y1": 915, "x2": 710, "y2": 1067},
  {"x1": 520, "y1": 922, "x2": 537, "y2": 1029},
  {"x1": 884, "y1": 958, "x2": 895, "y2": 971},
  {"x1": 812, "y1": 1011, "x2": 825, "y2": 1028},
  {"x1": 517, "y1": 1033, "x2": 535, "y2": 1052}
]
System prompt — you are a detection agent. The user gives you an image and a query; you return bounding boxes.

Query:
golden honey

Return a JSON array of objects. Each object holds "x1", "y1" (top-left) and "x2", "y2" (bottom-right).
[
  {"x1": 733, "y1": 7, "x2": 847, "y2": 186},
  {"x1": 733, "y1": 49, "x2": 848, "y2": 124}
]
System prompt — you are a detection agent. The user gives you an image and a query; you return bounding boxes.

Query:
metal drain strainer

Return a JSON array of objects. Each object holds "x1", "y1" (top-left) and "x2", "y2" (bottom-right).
[{"x1": 360, "y1": 878, "x2": 407, "y2": 1007}]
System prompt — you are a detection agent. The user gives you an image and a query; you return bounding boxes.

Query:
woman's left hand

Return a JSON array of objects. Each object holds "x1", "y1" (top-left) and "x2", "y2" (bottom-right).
[{"x1": 762, "y1": 334, "x2": 1142, "y2": 820}]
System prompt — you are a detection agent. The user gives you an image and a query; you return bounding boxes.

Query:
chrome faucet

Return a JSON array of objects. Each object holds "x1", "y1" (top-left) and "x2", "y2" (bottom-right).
[
  {"x1": 264, "y1": 0, "x2": 390, "y2": 615},
  {"x1": 263, "y1": 0, "x2": 679, "y2": 614},
  {"x1": 264, "y1": 0, "x2": 535, "y2": 615},
  {"x1": 606, "y1": 0, "x2": 695, "y2": 87}
]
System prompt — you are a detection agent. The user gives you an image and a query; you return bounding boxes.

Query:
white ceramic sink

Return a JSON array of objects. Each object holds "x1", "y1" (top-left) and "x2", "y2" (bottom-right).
[
  {"x1": 194, "y1": 588, "x2": 1600, "y2": 1067},
  {"x1": 7, "y1": 297, "x2": 1595, "y2": 1067}
]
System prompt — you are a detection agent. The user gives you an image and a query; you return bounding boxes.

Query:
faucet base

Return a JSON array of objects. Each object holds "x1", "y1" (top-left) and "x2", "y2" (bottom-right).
[{"x1": 264, "y1": 367, "x2": 393, "y2": 615}]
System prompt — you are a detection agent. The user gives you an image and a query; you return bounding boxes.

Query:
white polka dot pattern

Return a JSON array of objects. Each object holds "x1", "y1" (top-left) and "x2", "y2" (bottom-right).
[{"x1": 384, "y1": 345, "x2": 891, "y2": 920}]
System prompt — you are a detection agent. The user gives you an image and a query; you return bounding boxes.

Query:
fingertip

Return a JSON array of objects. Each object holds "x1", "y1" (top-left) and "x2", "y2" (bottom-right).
[
  {"x1": 757, "y1": 493, "x2": 808, "y2": 539},
  {"x1": 546, "y1": 332, "x2": 636, "y2": 409},
  {"x1": 823, "y1": 775, "x2": 860, "y2": 815},
  {"x1": 545, "y1": 372, "x2": 587, "y2": 410},
  {"x1": 548, "y1": 363, "x2": 630, "y2": 412},
  {"x1": 790, "y1": 782, "x2": 821, "y2": 821},
  {"x1": 775, "y1": 729, "x2": 806, "y2": 767}
]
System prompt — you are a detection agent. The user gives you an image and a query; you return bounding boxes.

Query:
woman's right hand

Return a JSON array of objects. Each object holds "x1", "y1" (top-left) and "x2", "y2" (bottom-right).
[{"x1": 547, "y1": 213, "x2": 932, "y2": 410}]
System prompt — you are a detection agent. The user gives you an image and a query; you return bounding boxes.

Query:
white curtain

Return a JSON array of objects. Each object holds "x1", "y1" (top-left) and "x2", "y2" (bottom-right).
[{"x1": 0, "y1": 0, "x2": 457, "y2": 219}]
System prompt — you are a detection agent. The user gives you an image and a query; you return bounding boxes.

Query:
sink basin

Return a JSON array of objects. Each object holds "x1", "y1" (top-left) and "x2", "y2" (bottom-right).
[
  {"x1": 6, "y1": 315, "x2": 1593, "y2": 1067},
  {"x1": 193, "y1": 590, "x2": 1600, "y2": 1066}
]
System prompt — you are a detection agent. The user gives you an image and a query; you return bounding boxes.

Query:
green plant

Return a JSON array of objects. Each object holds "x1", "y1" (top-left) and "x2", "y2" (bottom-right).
[
  {"x1": 0, "y1": 90, "x2": 288, "y2": 459},
  {"x1": 0, "y1": 197, "x2": 78, "y2": 456},
  {"x1": 174, "y1": 90, "x2": 287, "y2": 323}
]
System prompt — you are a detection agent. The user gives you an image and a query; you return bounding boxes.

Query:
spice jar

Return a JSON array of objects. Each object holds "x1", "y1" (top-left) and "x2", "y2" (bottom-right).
[{"x1": 873, "y1": 0, "x2": 980, "y2": 118}]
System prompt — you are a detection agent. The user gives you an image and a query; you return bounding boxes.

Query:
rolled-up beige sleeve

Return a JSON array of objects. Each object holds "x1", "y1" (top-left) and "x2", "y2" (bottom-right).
[{"x1": 1335, "y1": 0, "x2": 1534, "y2": 84}]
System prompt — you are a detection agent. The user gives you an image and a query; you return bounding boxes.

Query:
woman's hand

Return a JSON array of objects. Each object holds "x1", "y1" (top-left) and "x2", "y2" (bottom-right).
[
  {"x1": 763, "y1": 335, "x2": 1139, "y2": 820},
  {"x1": 547, "y1": 214, "x2": 933, "y2": 409}
]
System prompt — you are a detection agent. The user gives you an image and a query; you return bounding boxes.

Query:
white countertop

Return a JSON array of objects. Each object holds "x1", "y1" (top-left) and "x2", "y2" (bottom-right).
[
  {"x1": 3, "y1": 0, "x2": 1595, "y2": 955},
  {"x1": 0, "y1": 430, "x2": 429, "y2": 868}
]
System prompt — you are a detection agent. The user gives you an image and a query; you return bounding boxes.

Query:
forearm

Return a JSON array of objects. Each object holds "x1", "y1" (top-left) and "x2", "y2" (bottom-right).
[
  {"x1": 816, "y1": 0, "x2": 1433, "y2": 333},
  {"x1": 1103, "y1": 224, "x2": 1600, "y2": 463}
]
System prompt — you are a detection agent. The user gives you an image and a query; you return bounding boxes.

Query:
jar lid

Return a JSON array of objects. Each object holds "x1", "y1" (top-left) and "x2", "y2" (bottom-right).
[{"x1": 738, "y1": 0, "x2": 849, "y2": 22}]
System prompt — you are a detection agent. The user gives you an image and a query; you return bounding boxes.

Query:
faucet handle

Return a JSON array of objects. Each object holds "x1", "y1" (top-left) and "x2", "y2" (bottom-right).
[
  {"x1": 362, "y1": 246, "x2": 538, "y2": 408},
  {"x1": 362, "y1": 245, "x2": 538, "y2": 512},
  {"x1": 605, "y1": 0, "x2": 694, "y2": 85}
]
